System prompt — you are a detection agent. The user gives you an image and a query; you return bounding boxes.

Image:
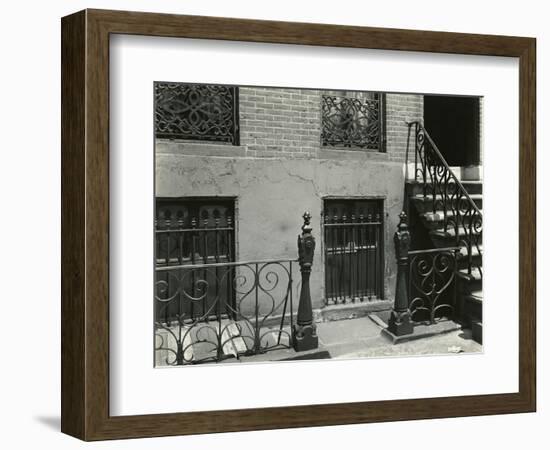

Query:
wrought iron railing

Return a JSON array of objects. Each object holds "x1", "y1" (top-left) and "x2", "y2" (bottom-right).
[
  {"x1": 408, "y1": 247, "x2": 459, "y2": 323},
  {"x1": 155, "y1": 259, "x2": 296, "y2": 366},
  {"x1": 407, "y1": 121, "x2": 482, "y2": 276},
  {"x1": 388, "y1": 212, "x2": 459, "y2": 336}
]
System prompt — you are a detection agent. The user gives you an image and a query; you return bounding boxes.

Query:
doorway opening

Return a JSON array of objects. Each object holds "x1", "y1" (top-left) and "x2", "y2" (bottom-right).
[{"x1": 423, "y1": 95, "x2": 481, "y2": 168}]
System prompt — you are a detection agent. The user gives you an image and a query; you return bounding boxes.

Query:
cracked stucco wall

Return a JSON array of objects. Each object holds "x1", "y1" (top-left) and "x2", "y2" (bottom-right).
[{"x1": 156, "y1": 154, "x2": 405, "y2": 310}]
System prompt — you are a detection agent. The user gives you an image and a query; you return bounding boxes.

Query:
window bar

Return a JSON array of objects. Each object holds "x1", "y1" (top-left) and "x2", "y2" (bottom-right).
[
  {"x1": 367, "y1": 213, "x2": 373, "y2": 299},
  {"x1": 349, "y1": 214, "x2": 355, "y2": 302},
  {"x1": 358, "y1": 213, "x2": 364, "y2": 301},
  {"x1": 177, "y1": 216, "x2": 184, "y2": 320},
  {"x1": 375, "y1": 213, "x2": 380, "y2": 299},
  {"x1": 164, "y1": 213, "x2": 171, "y2": 266},
  {"x1": 214, "y1": 217, "x2": 222, "y2": 320},
  {"x1": 165, "y1": 214, "x2": 173, "y2": 322},
  {"x1": 324, "y1": 214, "x2": 330, "y2": 305},
  {"x1": 333, "y1": 213, "x2": 338, "y2": 304},
  {"x1": 341, "y1": 214, "x2": 347, "y2": 303},
  {"x1": 190, "y1": 217, "x2": 197, "y2": 320},
  {"x1": 202, "y1": 216, "x2": 209, "y2": 319},
  {"x1": 226, "y1": 215, "x2": 234, "y2": 318},
  {"x1": 353, "y1": 216, "x2": 362, "y2": 301}
]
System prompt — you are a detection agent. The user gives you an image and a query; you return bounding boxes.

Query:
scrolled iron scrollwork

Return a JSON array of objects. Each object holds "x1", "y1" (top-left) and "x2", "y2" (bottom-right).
[
  {"x1": 154, "y1": 259, "x2": 295, "y2": 366},
  {"x1": 155, "y1": 82, "x2": 239, "y2": 144},
  {"x1": 321, "y1": 94, "x2": 384, "y2": 150},
  {"x1": 409, "y1": 122, "x2": 482, "y2": 276},
  {"x1": 408, "y1": 248, "x2": 458, "y2": 323}
]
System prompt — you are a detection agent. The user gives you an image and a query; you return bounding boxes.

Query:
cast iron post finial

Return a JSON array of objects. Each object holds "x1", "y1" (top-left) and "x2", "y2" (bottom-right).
[
  {"x1": 387, "y1": 211, "x2": 414, "y2": 336},
  {"x1": 292, "y1": 211, "x2": 319, "y2": 352}
]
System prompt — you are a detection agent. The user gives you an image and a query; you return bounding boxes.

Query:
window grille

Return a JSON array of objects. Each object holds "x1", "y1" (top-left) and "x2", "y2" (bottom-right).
[
  {"x1": 321, "y1": 93, "x2": 385, "y2": 151},
  {"x1": 323, "y1": 199, "x2": 384, "y2": 303},
  {"x1": 155, "y1": 82, "x2": 240, "y2": 145}
]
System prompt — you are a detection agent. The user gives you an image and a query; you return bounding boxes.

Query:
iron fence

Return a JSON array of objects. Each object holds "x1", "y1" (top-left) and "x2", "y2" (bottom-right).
[
  {"x1": 408, "y1": 247, "x2": 459, "y2": 323},
  {"x1": 154, "y1": 259, "x2": 296, "y2": 366}
]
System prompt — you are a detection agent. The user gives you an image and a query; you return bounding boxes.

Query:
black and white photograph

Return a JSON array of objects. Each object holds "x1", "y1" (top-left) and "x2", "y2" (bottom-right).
[
  {"x1": 1, "y1": 0, "x2": 543, "y2": 447},
  {"x1": 153, "y1": 82, "x2": 483, "y2": 366}
]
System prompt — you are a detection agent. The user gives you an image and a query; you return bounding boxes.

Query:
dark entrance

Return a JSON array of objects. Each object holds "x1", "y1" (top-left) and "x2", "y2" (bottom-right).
[
  {"x1": 423, "y1": 95, "x2": 481, "y2": 166},
  {"x1": 323, "y1": 199, "x2": 384, "y2": 304},
  {"x1": 155, "y1": 197, "x2": 236, "y2": 321}
]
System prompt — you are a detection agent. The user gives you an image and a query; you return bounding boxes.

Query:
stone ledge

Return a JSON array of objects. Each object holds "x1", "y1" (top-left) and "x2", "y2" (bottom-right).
[
  {"x1": 379, "y1": 318, "x2": 462, "y2": 344},
  {"x1": 315, "y1": 300, "x2": 393, "y2": 323}
]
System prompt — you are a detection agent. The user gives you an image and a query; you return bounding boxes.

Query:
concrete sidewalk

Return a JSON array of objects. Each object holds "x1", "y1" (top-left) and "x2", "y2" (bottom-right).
[{"x1": 227, "y1": 314, "x2": 481, "y2": 364}]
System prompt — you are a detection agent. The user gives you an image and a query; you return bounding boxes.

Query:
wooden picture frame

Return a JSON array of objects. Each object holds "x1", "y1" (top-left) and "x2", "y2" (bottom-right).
[{"x1": 61, "y1": 9, "x2": 536, "y2": 441}]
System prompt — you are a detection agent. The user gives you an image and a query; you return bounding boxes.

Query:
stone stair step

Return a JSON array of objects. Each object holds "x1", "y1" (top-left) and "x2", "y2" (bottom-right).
[
  {"x1": 458, "y1": 245, "x2": 483, "y2": 258},
  {"x1": 465, "y1": 290, "x2": 483, "y2": 303},
  {"x1": 471, "y1": 320, "x2": 483, "y2": 344},
  {"x1": 406, "y1": 180, "x2": 482, "y2": 196},
  {"x1": 423, "y1": 209, "x2": 483, "y2": 222},
  {"x1": 412, "y1": 194, "x2": 482, "y2": 214},
  {"x1": 413, "y1": 193, "x2": 483, "y2": 203},
  {"x1": 458, "y1": 267, "x2": 482, "y2": 282},
  {"x1": 431, "y1": 227, "x2": 482, "y2": 239},
  {"x1": 461, "y1": 181, "x2": 483, "y2": 195}
]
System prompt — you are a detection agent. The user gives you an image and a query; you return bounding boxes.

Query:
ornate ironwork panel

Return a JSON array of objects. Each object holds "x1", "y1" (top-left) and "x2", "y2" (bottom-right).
[
  {"x1": 154, "y1": 259, "x2": 295, "y2": 366},
  {"x1": 408, "y1": 247, "x2": 459, "y2": 323},
  {"x1": 155, "y1": 82, "x2": 240, "y2": 144},
  {"x1": 323, "y1": 199, "x2": 384, "y2": 304},
  {"x1": 321, "y1": 93, "x2": 385, "y2": 150}
]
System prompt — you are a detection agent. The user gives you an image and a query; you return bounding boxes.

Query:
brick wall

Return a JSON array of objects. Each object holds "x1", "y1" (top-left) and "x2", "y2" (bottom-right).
[
  {"x1": 239, "y1": 87, "x2": 320, "y2": 158},
  {"x1": 156, "y1": 87, "x2": 424, "y2": 164},
  {"x1": 385, "y1": 94, "x2": 424, "y2": 163}
]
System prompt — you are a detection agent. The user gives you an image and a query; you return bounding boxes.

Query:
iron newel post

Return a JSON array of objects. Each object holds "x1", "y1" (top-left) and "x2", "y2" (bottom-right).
[
  {"x1": 387, "y1": 211, "x2": 414, "y2": 336},
  {"x1": 292, "y1": 211, "x2": 319, "y2": 352}
]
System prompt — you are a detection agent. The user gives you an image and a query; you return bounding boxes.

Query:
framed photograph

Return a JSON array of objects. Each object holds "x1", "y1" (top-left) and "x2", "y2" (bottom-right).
[{"x1": 61, "y1": 9, "x2": 536, "y2": 440}]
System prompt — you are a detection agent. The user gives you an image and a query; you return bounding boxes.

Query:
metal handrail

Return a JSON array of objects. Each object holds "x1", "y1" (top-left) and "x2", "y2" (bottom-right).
[
  {"x1": 407, "y1": 121, "x2": 481, "y2": 216},
  {"x1": 406, "y1": 121, "x2": 482, "y2": 276}
]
